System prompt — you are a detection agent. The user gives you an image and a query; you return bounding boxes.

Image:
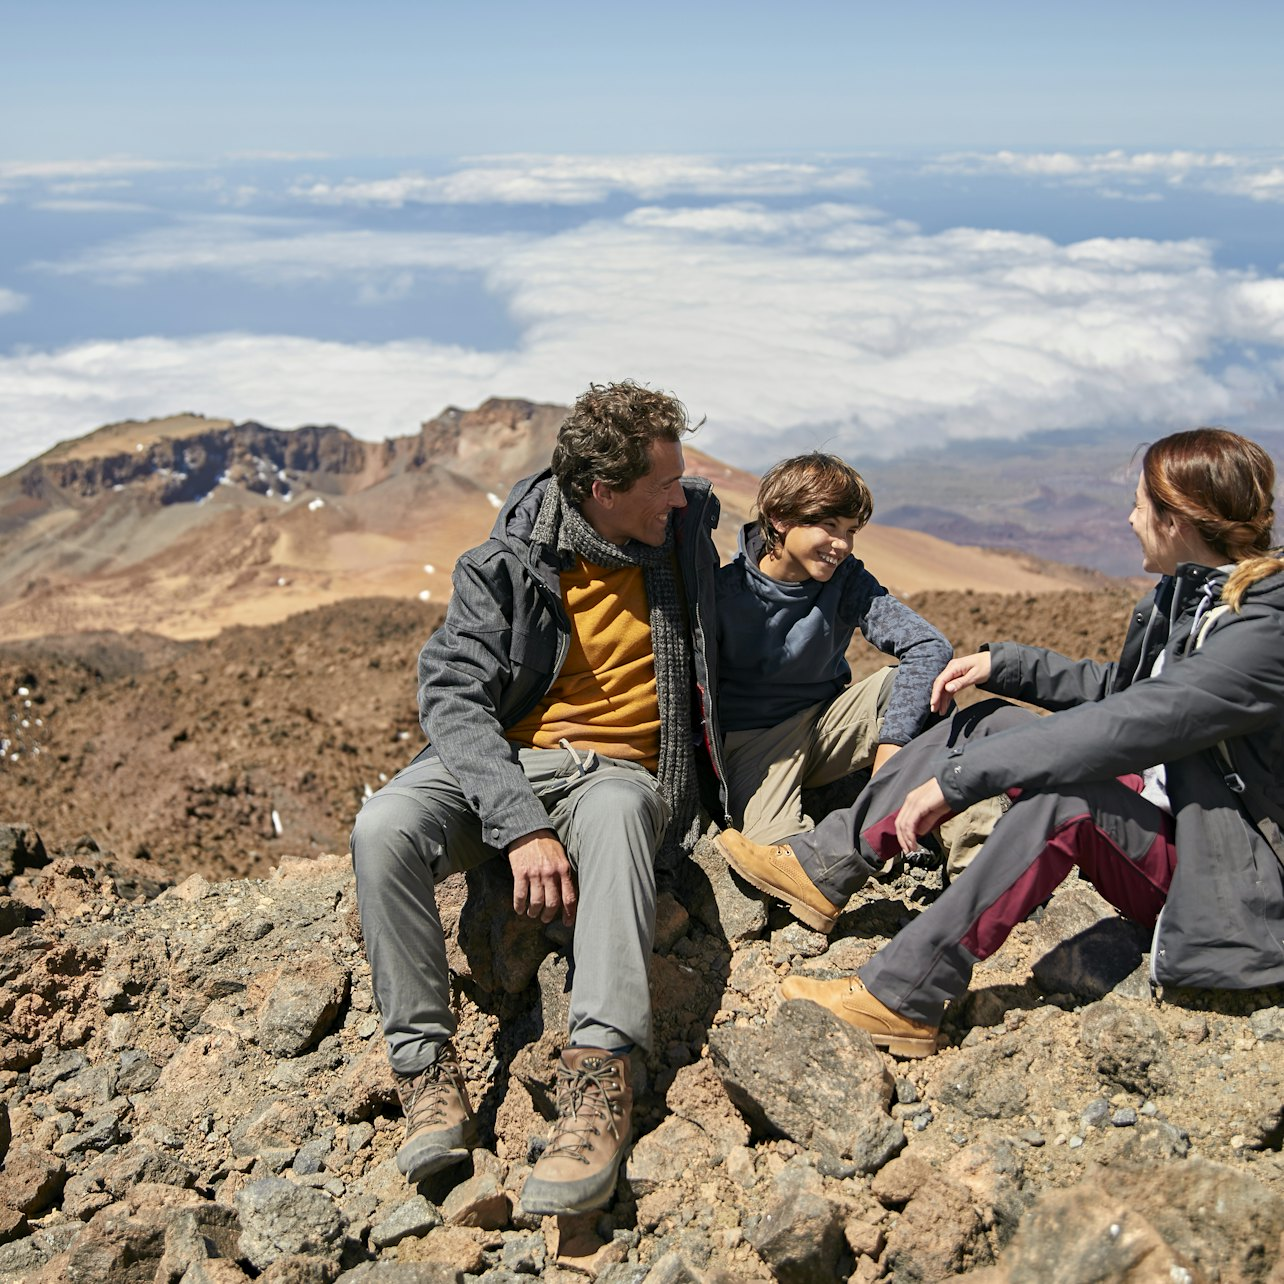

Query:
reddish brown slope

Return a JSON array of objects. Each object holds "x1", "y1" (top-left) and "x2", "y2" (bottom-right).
[
  {"x1": 0, "y1": 588, "x2": 1132, "y2": 883},
  {"x1": 1, "y1": 405, "x2": 1105, "y2": 642}
]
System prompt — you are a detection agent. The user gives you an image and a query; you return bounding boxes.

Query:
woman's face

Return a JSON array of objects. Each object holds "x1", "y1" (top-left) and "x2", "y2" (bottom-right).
[{"x1": 1129, "y1": 476, "x2": 1184, "y2": 575}]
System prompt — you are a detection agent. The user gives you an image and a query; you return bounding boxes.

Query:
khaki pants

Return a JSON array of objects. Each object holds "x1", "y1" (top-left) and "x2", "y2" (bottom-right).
[
  {"x1": 725, "y1": 667, "x2": 1003, "y2": 878},
  {"x1": 724, "y1": 669, "x2": 896, "y2": 849}
]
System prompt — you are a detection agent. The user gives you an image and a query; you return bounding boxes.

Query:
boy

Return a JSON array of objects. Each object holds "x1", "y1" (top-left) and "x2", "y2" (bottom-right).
[{"x1": 714, "y1": 452, "x2": 952, "y2": 931}]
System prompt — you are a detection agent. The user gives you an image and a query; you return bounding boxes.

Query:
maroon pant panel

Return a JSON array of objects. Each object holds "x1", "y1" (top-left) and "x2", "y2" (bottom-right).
[
  {"x1": 858, "y1": 769, "x2": 1178, "y2": 1026},
  {"x1": 960, "y1": 800, "x2": 1176, "y2": 959}
]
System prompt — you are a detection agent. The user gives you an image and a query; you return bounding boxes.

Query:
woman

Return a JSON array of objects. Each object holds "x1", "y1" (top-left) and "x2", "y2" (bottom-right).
[{"x1": 780, "y1": 427, "x2": 1284, "y2": 1056}]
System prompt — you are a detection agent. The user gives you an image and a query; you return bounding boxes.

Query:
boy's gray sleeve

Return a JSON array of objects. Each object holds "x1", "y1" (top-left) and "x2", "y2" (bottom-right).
[{"x1": 845, "y1": 570, "x2": 953, "y2": 745}]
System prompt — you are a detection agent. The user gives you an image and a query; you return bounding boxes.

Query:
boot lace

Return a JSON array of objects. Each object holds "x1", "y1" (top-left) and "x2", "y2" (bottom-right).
[
  {"x1": 403, "y1": 1053, "x2": 463, "y2": 1134},
  {"x1": 542, "y1": 1058, "x2": 622, "y2": 1164}
]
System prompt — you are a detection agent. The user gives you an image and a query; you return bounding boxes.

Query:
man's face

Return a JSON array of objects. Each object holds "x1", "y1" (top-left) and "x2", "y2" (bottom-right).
[{"x1": 591, "y1": 438, "x2": 687, "y2": 547}]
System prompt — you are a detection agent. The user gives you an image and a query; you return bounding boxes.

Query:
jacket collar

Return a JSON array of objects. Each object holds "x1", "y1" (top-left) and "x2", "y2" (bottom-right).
[
  {"x1": 491, "y1": 469, "x2": 716, "y2": 573},
  {"x1": 1158, "y1": 563, "x2": 1223, "y2": 617}
]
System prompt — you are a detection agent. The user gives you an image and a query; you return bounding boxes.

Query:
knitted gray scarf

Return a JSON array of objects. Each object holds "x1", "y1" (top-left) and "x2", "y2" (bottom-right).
[{"x1": 531, "y1": 482, "x2": 700, "y2": 856}]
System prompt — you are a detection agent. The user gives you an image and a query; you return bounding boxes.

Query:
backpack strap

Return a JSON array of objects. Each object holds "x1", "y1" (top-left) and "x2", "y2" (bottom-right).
[{"x1": 1193, "y1": 603, "x2": 1284, "y2": 867}]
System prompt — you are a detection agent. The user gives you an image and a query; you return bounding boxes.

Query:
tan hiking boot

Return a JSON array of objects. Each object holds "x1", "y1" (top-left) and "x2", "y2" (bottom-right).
[
  {"x1": 395, "y1": 1043, "x2": 478, "y2": 1183},
  {"x1": 714, "y1": 828, "x2": 842, "y2": 933},
  {"x1": 519, "y1": 1047, "x2": 633, "y2": 1216},
  {"x1": 780, "y1": 975, "x2": 939, "y2": 1058}
]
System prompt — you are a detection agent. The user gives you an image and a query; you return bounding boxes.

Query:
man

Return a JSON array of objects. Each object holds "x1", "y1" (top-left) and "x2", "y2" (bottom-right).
[{"x1": 351, "y1": 381, "x2": 726, "y2": 1217}]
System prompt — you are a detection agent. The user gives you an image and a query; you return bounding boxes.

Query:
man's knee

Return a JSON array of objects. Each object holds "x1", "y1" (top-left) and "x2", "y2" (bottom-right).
[
  {"x1": 573, "y1": 773, "x2": 667, "y2": 844},
  {"x1": 351, "y1": 789, "x2": 437, "y2": 877}
]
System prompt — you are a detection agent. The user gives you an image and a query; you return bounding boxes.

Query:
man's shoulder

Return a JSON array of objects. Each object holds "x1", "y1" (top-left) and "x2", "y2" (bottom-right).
[
  {"x1": 454, "y1": 536, "x2": 523, "y2": 573},
  {"x1": 680, "y1": 474, "x2": 717, "y2": 522}
]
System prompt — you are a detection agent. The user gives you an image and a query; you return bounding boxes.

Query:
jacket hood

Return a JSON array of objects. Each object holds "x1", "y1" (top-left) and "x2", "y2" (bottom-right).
[
  {"x1": 489, "y1": 470, "x2": 552, "y2": 547},
  {"x1": 737, "y1": 520, "x2": 765, "y2": 562}
]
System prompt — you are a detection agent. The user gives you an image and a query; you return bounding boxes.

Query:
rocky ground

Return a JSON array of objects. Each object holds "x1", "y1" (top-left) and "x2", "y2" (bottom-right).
[
  {"x1": 1, "y1": 821, "x2": 1283, "y2": 1283},
  {"x1": 2, "y1": 586, "x2": 1283, "y2": 1281},
  {"x1": 0, "y1": 599, "x2": 448, "y2": 881}
]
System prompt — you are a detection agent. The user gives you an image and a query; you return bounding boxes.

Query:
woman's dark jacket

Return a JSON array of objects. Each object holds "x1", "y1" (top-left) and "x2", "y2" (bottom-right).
[{"x1": 937, "y1": 563, "x2": 1284, "y2": 991}]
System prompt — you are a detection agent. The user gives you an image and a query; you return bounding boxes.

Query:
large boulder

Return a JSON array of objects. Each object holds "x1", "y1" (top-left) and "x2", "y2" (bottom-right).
[
  {"x1": 234, "y1": 1176, "x2": 348, "y2": 1270},
  {"x1": 709, "y1": 999, "x2": 902, "y2": 1172}
]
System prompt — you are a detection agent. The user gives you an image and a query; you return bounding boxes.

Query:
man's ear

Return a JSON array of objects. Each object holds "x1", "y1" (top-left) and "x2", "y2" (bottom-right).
[{"x1": 590, "y1": 479, "x2": 615, "y2": 508}]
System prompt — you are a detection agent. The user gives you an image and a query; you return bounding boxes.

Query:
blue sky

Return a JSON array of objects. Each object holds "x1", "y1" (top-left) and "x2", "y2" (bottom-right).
[
  {"x1": 7, "y1": 2, "x2": 1284, "y2": 156},
  {"x1": 1, "y1": 3, "x2": 1283, "y2": 474}
]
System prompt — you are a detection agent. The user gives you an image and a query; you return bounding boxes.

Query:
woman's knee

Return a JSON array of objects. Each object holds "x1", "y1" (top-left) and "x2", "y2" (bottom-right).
[{"x1": 947, "y1": 698, "x2": 1033, "y2": 745}]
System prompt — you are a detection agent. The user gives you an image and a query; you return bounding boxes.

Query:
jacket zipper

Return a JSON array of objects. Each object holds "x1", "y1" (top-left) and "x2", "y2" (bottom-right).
[{"x1": 683, "y1": 490, "x2": 731, "y2": 821}]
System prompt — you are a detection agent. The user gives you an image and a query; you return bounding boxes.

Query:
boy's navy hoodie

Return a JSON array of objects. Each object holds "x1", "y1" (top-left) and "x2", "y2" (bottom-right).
[{"x1": 715, "y1": 522, "x2": 951, "y2": 741}]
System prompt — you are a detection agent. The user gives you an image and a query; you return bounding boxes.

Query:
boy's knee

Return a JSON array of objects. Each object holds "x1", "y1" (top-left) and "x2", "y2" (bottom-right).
[{"x1": 876, "y1": 664, "x2": 897, "y2": 714}]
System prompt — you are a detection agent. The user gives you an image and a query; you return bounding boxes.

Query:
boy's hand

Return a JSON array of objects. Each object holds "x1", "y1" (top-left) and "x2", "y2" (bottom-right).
[
  {"x1": 507, "y1": 829, "x2": 577, "y2": 926},
  {"x1": 930, "y1": 652, "x2": 993, "y2": 714}
]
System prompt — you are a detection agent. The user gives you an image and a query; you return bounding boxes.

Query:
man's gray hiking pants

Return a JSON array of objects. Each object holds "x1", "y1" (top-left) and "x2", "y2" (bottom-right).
[{"x1": 351, "y1": 746, "x2": 669, "y2": 1076}]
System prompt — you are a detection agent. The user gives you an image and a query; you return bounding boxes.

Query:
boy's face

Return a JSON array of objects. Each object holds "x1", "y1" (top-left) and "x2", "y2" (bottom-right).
[{"x1": 764, "y1": 514, "x2": 864, "y2": 583}]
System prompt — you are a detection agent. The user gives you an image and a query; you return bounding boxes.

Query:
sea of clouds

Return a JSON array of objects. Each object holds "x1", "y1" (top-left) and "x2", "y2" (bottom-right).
[{"x1": 1, "y1": 150, "x2": 1282, "y2": 476}]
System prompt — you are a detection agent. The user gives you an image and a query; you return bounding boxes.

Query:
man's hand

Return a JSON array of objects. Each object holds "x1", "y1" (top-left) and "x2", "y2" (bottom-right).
[
  {"x1": 894, "y1": 778, "x2": 951, "y2": 854},
  {"x1": 930, "y1": 652, "x2": 993, "y2": 714},
  {"x1": 507, "y1": 829, "x2": 577, "y2": 926},
  {"x1": 871, "y1": 742, "x2": 900, "y2": 775}
]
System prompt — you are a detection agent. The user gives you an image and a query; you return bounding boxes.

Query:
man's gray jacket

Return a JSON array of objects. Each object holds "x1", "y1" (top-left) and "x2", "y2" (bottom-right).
[
  {"x1": 414, "y1": 470, "x2": 729, "y2": 854},
  {"x1": 936, "y1": 562, "x2": 1284, "y2": 991}
]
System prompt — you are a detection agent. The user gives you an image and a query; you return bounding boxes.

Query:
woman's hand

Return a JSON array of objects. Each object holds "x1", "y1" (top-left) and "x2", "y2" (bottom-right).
[
  {"x1": 930, "y1": 652, "x2": 993, "y2": 714},
  {"x1": 895, "y1": 778, "x2": 951, "y2": 854}
]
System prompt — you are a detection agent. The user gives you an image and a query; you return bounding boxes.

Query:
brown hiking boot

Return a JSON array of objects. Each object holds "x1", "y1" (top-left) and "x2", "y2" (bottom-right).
[
  {"x1": 780, "y1": 975, "x2": 939, "y2": 1058},
  {"x1": 715, "y1": 828, "x2": 842, "y2": 932},
  {"x1": 395, "y1": 1043, "x2": 478, "y2": 1183},
  {"x1": 519, "y1": 1047, "x2": 633, "y2": 1216}
]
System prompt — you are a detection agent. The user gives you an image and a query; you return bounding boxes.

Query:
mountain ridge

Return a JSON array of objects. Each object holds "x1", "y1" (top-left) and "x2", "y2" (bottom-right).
[{"x1": 0, "y1": 402, "x2": 1112, "y2": 643}]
